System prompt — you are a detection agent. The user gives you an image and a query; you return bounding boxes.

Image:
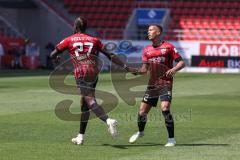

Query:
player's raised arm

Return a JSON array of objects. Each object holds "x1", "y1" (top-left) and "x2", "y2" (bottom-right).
[
  {"x1": 50, "y1": 37, "x2": 70, "y2": 63},
  {"x1": 100, "y1": 47, "x2": 137, "y2": 72}
]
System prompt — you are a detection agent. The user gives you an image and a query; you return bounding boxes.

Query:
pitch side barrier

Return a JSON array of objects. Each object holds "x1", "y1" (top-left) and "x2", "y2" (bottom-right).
[{"x1": 101, "y1": 40, "x2": 240, "y2": 74}]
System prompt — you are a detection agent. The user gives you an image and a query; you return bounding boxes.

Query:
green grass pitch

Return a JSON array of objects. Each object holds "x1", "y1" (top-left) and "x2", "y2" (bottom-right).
[{"x1": 0, "y1": 70, "x2": 240, "y2": 160}]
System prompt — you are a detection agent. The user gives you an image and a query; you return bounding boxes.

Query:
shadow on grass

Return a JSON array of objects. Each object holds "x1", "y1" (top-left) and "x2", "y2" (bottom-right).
[
  {"x1": 0, "y1": 85, "x2": 13, "y2": 89},
  {"x1": 102, "y1": 143, "x2": 230, "y2": 149},
  {"x1": 176, "y1": 143, "x2": 230, "y2": 147},
  {"x1": 102, "y1": 143, "x2": 163, "y2": 149}
]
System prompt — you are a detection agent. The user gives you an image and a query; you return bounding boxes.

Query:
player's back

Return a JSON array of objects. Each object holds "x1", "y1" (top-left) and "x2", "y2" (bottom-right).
[
  {"x1": 57, "y1": 33, "x2": 104, "y2": 79},
  {"x1": 67, "y1": 33, "x2": 102, "y2": 63}
]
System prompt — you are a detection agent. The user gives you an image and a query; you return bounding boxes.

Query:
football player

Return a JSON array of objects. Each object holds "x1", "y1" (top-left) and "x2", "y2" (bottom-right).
[{"x1": 129, "y1": 24, "x2": 185, "y2": 146}]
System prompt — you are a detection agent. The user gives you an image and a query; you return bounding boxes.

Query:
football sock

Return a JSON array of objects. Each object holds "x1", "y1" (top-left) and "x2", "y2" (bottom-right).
[
  {"x1": 79, "y1": 100, "x2": 89, "y2": 134},
  {"x1": 162, "y1": 110, "x2": 174, "y2": 138},
  {"x1": 89, "y1": 103, "x2": 108, "y2": 122},
  {"x1": 138, "y1": 113, "x2": 147, "y2": 132}
]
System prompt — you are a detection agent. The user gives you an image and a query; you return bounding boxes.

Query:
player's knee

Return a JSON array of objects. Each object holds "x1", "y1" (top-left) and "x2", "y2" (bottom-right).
[
  {"x1": 139, "y1": 103, "x2": 151, "y2": 116},
  {"x1": 139, "y1": 110, "x2": 146, "y2": 116},
  {"x1": 161, "y1": 101, "x2": 171, "y2": 111},
  {"x1": 139, "y1": 108, "x2": 148, "y2": 116},
  {"x1": 83, "y1": 96, "x2": 96, "y2": 107}
]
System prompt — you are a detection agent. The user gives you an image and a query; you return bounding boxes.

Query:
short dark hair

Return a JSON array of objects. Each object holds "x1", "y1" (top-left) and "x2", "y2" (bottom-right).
[
  {"x1": 149, "y1": 24, "x2": 163, "y2": 33},
  {"x1": 74, "y1": 16, "x2": 87, "y2": 33}
]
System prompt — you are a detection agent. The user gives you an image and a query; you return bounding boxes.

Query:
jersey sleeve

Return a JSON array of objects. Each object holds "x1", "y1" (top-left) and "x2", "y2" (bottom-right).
[
  {"x1": 170, "y1": 45, "x2": 182, "y2": 62},
  {"x1": 56, "y1": 37, "x2": 69, "y2": 52},
  {"x1": 142, "y1": 48, "x2": 148, "y2": 63}
]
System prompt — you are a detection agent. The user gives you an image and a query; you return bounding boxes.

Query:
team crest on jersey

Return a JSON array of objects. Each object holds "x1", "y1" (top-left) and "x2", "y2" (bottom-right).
[{"x1": 161, "y1": 48, "x2": 167, "y2": 55}]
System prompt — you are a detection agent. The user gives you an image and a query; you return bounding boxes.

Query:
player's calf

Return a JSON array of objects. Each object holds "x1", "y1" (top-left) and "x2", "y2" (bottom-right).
[{"x1": 162, "y1": 110, "x2": 176, "y2": 146}]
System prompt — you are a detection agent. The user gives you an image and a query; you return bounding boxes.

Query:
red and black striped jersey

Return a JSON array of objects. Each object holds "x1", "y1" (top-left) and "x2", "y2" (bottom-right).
[
  {"x1": 56, "y1": 33, "x2": 104, "y2": 80},
  {"x1": 142, "y1": 41, "x2": 182, "y2": 86}
]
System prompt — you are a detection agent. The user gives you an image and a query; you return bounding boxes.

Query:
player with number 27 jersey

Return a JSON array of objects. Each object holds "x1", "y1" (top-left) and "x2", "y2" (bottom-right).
[
  {"x1": 56, "y1": 33, "x2": 104, "y2": 79},
  {"x1": 50, "y1": 16, "x2": 137, "y2": 145}
]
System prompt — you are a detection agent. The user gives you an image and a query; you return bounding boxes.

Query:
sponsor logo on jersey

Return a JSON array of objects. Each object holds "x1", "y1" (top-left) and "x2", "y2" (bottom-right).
[{"x1": 149, "y1": 56, "x2": 166, "y2": 63}]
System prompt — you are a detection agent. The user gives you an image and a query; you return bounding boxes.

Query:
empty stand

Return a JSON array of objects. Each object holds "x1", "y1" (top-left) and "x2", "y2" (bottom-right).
[
  {"x1": 62, "y1": 0, "x2": 240, "y2": 41},
  {"x1": 136, "y1": 0, "x2": 240, "y2": 41},
  {"x1": 64, "y1": 0, "x2": 135, "y2": 39}
]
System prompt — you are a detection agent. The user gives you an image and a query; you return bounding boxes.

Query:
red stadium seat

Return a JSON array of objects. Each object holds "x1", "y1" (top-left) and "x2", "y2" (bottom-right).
[
  {"x1": 63, "y1": 0, "x2": 240, "y2": 40},
  {"x1": 166, "y1": 0, "x2": 240, "y2": 41}
]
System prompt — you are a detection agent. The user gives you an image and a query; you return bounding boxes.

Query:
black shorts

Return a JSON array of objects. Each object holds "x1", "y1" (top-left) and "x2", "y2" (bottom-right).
[
  {"x1": 76, "y1": 77, "x2": 98, "y2": 96},
  {"x1": 142, "y1": 86, "x2": 172, "y2": 107}
]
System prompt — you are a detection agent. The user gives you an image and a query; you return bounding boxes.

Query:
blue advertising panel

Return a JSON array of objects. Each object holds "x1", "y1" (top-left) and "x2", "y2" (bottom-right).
[{"x1": 136, "y1": 9, "x2": 166, "y2": 25}]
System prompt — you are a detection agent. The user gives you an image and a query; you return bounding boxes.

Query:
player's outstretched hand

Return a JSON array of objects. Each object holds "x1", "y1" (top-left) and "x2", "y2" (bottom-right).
[
  {"x1": 126, "y1": 67, "x2": 138, "y2": 73},
  {"x1": 53, "y1": 56, "x2": 61, "y2": 64},
  {"x1": 165, "y1": 68, "x2": 176, "y2": 78}
]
